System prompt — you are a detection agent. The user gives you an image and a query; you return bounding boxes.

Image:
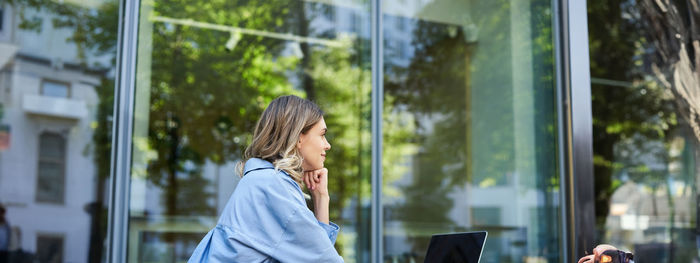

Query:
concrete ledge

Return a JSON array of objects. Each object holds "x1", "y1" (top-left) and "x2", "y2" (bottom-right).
[{"x1": 22, "y1": 94, "x2": 88, "y2": 120}]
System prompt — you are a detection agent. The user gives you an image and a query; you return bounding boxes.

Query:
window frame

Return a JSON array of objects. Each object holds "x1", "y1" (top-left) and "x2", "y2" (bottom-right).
[
  {"x1": 36, "y1": 232, "x2": 66, "y2": 263},
  {"x1": 40, "y1": 79, "x2": 71, "y2": 98},
  {"x1": 35, "y1": 131, "x2": 67, "y2": 205}
]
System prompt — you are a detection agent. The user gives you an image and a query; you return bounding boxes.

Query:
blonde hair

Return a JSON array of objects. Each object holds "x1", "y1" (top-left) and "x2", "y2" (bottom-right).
[{"x1": 237, "y1": 95, "x2": 324, "y2": 182}]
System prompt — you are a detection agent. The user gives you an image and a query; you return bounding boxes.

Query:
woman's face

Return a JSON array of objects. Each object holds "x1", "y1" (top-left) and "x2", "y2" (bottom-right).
[{"x1": 297, "y1": 118, "x2": 331, "y2": 171}]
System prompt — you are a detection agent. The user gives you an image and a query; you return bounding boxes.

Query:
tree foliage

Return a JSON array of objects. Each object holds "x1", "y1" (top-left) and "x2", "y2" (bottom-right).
[{"x1": 588, "y1": 1, "x2": 699, "y2": 261}]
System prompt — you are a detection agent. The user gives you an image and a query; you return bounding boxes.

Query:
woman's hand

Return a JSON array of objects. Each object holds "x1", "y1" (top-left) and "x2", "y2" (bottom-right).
[
  {"x1": 303, "y1": 168, "x2": 330, "y2": 224},
  {"x1": 578, "y1": 244, "x2": 618, "y2": 263},
  {"x1": 303, "y1": 168, "x2": 329, "y2": 197}
]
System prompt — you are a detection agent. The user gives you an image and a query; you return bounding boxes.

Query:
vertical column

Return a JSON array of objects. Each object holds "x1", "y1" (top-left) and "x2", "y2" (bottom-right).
[
  {"x1": 568, "y1": 0, "x2": 595, "y2": 258},
  {"x1": 107, "y1": 0, "x2": 140, "y2": 262},
  {"x1": 553, "y1": 0, "x2": 569, "y2": 261},
  {"x1": 370, "y1": 0, "x2": 383, "y2": 262},
  {"x1": 557, "y1": 0, "x2": 595, "y2": 260}
]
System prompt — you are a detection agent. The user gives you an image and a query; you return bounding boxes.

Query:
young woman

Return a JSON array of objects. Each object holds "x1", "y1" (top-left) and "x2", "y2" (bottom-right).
[{"x1": 188, "y1": 95, "x2": 343, "y2": 262}]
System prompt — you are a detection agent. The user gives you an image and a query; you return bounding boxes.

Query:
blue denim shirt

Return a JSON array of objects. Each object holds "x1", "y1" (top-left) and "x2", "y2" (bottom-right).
[{"x1": 188, "y1": 158, "x2": 344, "y2": 263}]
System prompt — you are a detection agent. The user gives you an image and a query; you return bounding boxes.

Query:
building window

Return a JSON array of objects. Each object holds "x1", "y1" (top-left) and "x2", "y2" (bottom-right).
[
  {"x1": 41, "y1": 80, "x2": 70, "y2": 98},
  {"x1": 350, "y1": 12, "x2": 358, "y2": 32},
  {"x1": 396, "y1": 16, "x2": 405, "y2": 32},
  {"x1": 36, "y1": 234, "x2": 64, "y2": 263},
  {"x1": 0, "y1": 8, "x2": 4, "y2": 31},
  {"x1": 471, "y1": 207, "x2": 501, "y2": 226},
  {"x1": 36, "y1": 132, "x2": 66, "y2": 204}
]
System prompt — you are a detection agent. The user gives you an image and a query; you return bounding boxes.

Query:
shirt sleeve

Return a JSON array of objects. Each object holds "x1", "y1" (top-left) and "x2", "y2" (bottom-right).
[
  {"x1": 265, "y1": 176, "x2": 344, "y2": 262},
  {"x1": 271, "y1": 206, "x2": 344, "y2": 263},
  {"x1": 188, "y1": 225, "x2": 240, "y2": 263},
  {"x1": 318, "y1": 221, "x2": 340, "y2": 244}
]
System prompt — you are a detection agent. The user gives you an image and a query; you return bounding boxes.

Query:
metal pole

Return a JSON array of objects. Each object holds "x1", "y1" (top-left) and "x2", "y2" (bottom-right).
[
  {"x1": 106, "y1": 0, "x2": 140, "y2": 261},
  {"x1": 370, "y1": 0, "x2": 383, "y2": 262},
  {"x1": 557, "y1": 0, "x2": 596, "y2": 260}
]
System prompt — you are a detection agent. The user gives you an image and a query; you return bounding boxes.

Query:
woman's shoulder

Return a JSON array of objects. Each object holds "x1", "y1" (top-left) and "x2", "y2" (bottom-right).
[
  {"x1": 239, "y1": 166, "x2": 301, "y2": 197},
  {"x1": 219, "y1": 165, "x2": 304, "y2": 225},
  {"x1": 243, "y1": 158, "x2": 299, "y2": 184}
]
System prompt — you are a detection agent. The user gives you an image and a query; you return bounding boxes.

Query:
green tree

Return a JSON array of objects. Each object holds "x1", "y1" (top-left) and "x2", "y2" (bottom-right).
[
  {"x1": 588, "y1": 0, "x2": 670, "y2": 233},
  {"x1": 588, "y1": 0, "x2": 699, "y2": 261},
  {"x1": 383, "y1": 0, "x2": 560, "y2": 261},
  {"x1": 142, "y1": 1, "x2": 378, "y2": 258}
]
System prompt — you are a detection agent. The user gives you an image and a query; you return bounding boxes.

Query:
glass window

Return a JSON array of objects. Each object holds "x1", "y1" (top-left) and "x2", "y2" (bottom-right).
[
  {"x1": 382, "y1": 0, "x2": 561, "y2": 262},
  {"x1": 0, "y1": 0, "x2": 118, "y2": 262},
  {"x1": 36, "y1": 132, "x2": 66, "y2": 204},
  {"x1": 588, "y1": 0, "x2": 700, "y2": 261},
  {"x1": 41, "y1": 80, "x2": 69, "y2": 98},
  {"x1": 0, "y1": 8, "x2": 4, "y2": 31},
  {"x1": 36, "y1": 234, "x2": 64, "y2": 263},
  {"x1": 130, "y1": 1, "x2": 371, "y2": 262}
]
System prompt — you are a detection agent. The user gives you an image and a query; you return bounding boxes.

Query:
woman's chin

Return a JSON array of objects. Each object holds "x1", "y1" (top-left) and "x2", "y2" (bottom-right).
[{"x1": 302, "y1": 162, "x2": 323, "y2": 171}]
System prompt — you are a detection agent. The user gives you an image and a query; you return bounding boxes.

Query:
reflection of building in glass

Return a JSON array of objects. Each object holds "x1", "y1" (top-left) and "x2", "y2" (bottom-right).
[
  {"x1": 605, "y1": 180, "x2": 699, "y2": 260},
  {"x1": 384, "y1": 155, "x2": 557, "y2": 262},
  {"x1": 0, "y1": 4, "x2": 108, "y2": 262}
]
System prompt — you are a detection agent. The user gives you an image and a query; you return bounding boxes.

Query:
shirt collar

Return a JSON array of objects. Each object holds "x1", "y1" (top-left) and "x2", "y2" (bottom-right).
[{"x1": 244, "y1": 158, "x2": 274, "y2": 174}]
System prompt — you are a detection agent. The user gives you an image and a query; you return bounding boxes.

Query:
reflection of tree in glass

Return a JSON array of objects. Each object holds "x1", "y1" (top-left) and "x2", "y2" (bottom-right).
[
  {"x1": 305, "y1": 33, "x2": 373, "y2": 258},
  {"x1": 148, "y1": 3, "x2": 374, "y2": 257},
  {"x1": 588, "y1": 3, "x2": 698, "y2": 259},
  {"x1": 383, "y1": 17, "x2": 469, "y2": 257},
  {"x1": 149, "y1": 2, "x2": 372, "y2": 259},
  {"x1": 384, "y1": 0, "x2": 560, "y2": 260},
  {"x1": 143, "y1": 4, "x2": 305, "y2": 246},
  {"x1": 590, "y1": 0, "x2": 665, "y2": 236}
]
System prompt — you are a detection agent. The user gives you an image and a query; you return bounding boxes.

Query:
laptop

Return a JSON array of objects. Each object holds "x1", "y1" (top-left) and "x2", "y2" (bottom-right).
[{"x1": 423, "y1": 231, "x2": 487, "y2": 263}]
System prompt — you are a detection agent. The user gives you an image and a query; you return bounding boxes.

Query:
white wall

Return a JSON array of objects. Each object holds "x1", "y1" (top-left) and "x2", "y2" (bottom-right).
[{"x1": 0, "y1": 6, "x2": 103, "y2": 260}]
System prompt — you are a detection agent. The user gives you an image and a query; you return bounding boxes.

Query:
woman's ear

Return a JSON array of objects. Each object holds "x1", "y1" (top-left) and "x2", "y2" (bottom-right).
[{"x1": 297, "y1": 134, "x2": 304, "y2": 149}]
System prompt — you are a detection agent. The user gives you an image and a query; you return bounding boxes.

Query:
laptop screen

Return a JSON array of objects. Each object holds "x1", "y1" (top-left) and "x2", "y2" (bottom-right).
[{"x1": 423, "y1": 231, "x2": 487, "y2": 263}]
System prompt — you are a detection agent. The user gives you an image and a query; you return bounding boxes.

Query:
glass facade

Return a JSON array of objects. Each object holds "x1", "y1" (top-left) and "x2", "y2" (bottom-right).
[
  {"x1": 129, "y1": 0, "x2": 371, "y2": 262},
  {"x1": 381, "y1": 0, "x2": 561, "y2": 262},
  {"x1": 0, "y1": 0, "x2": 119, "y2": 262},
  {"x1": 588, "y1": 0, "x2": 700, "y2": 262},
  {"x1": 0, "y1": 0, "x2": 696, "y2": 262}
]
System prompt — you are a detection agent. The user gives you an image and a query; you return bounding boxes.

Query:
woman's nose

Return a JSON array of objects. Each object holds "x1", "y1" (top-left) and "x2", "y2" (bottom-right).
[{"x1": 325, "y1": 141, "x2": 331, "y2": 150}]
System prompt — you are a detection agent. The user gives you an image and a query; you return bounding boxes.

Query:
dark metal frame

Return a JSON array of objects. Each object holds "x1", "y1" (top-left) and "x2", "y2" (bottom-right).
[{"x1": 557, "y1": 0, "x2": 596, "y2": 260}]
